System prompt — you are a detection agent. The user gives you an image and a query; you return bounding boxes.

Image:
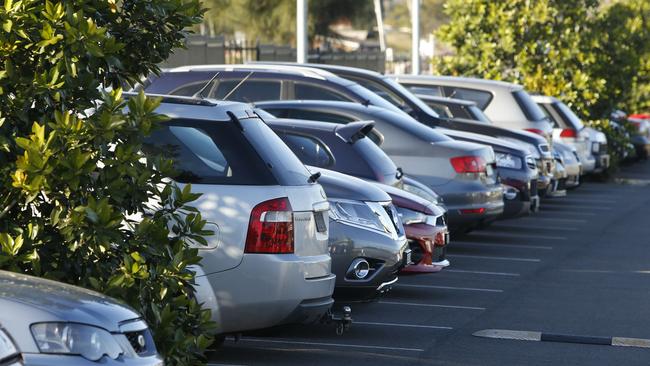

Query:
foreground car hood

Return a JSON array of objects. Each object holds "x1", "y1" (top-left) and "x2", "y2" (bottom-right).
[
  {"x1": 307, "y1": 166, "x2": 391, "y2": 202},
  {"x1": 0, "y1": 271, "x2": 140, "y2": 333}
]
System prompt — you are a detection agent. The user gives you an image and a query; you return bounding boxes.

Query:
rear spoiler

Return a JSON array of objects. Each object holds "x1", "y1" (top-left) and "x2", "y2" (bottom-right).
[{"x1": 334, "y1": 121, "x2": 376, "y2": 144}]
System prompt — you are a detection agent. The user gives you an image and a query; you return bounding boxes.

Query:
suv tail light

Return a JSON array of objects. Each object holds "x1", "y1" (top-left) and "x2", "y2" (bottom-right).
[
  {"x1": 524, "y1": 128, "x2": 544, "y2": 135},
  {"x1": 245, "y1": 197, "x2": 294, "y2": 254},
  {"x1": 559, "y1": 128, "x2": 577, "y2": 138},
  {"x1": 450, "y1": 156, "x2": 486, "y2": 173}
]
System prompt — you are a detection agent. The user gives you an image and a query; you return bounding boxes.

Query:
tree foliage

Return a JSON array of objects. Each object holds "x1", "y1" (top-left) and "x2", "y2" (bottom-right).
[
  {"x1": 0, "y1": 1, "x2": 215, "y2": 365},
  {"x1": 204, "y1": 0, "x2": 375, "y2": 44}
]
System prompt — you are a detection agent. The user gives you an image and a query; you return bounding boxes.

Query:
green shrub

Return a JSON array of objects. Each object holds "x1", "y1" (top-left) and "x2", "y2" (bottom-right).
[
  {"x1": 585, "y1": 119, "x2": 635, "y2": 172},
  {"x1": 0, "y1": 1, "x2": 214, "y2": 365}
]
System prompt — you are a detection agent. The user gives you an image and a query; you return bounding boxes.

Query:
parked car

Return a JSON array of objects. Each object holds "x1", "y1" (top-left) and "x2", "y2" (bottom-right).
[
  {"x1": 0, "y1": 270, "x2": 162, "y2": 365},
  {"x1": 415, "y1": 94, "x2": 554, "y2": 194},
  {"x1": 311, "y1": 167, "x2": 409, "y2": 299},
  {"x1": 261, "y1": 63, "x2": 554, "y2": 194},
  {"x1": 391, "y1": 75, "x2": 555, "y2": 141},
  {"x1": 532, "y1": 95, "x2": 607, "y2": 174},
  {"x1": 139, "y1": 64, "x2": 405, "y2": 115},
  {"x1": 255, "y1": 100, "x2": 504, "y2": 233},
  {"x1": 143, "y1": 95, "x2": 336, "y2": 335},
  {"x1": 264, "y1": 118, "x2": 450, "y2": 272},
  {"x1": 554, "y1": 141, "x2": 582, "y2": 189}
]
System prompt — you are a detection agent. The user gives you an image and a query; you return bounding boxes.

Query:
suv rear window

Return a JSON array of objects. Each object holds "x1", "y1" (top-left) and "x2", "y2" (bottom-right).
[
  {"x1": 212, "y1": 79, "x2": 281, "y2": 102},
  {"x1": 444, "y1": 87, "x2": 493, "y2": 110},
  {"x1": 512, "y1": 90, "x2": 547, "y2": 122},
  {"x1": 555, "y1": 102, "x2": 584, "y2": 130},
  {"x1": 143, "y1": 119, "x2": 276, "y2": 185}
]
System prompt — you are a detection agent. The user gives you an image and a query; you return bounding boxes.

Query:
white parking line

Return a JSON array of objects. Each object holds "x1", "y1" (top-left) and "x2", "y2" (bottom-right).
[
  {"x1": 446, "y1": 269, "x2": 520, "y2": 277},
  {"x1": 492, "y1": 223, "x2": 579, "y2": 231},
  {"x1": 453, "y1": 241, "x2": 553, "y2": 250},
  {"x1": 469, "y1": 231, "x2": 567, "y2": 240},
  {"x1": 537, "y1": 211, "x2": 597, "y2": 216},
  {"x1": 525, "y1": 217, "x2": 587, "y2": 223},
  {"x1": 378, "y1": 300, "x2": 485, "y2": 311},
  {"x1": 545, "y1": 199, "x2": 617, "y2": 204},
  {"x1": 448, "y1": 254, "x2": 541, "y2": 262},
  {"x1": 542, "y1": 205, "x2": 611, "y2": 211},
  {"x1": 237, "y1": 337, "x2": 425, "y2": 352},
  {"x1": 396, "y1": 284, "x2": 504, "y2": 293},
  {"x1": 355, "y1": 321, "x2": 453, "y2": 330}
]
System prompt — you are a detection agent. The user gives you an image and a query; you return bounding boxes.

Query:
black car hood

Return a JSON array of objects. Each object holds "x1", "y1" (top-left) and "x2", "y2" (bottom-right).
[{"x1": 307, "y1": 166, "x2": 391, "y2": 202}]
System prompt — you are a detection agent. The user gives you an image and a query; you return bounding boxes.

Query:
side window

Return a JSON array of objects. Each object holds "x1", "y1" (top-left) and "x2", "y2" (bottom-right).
[
  {"x1": 287, "y1": 110, "x2": 357, "y2": 124},
  {"x1": 427, "y1": 103, "x2": 454, "y2": 118},
  {"x1": 211, "y1": 79, "x2": 281, "y2": 102},
  {"x1": 348, "y1": 77, "x2": 406, "y2": 108},
  {"x1": 443, "y1": 87, "x2": 493, "y2": 110},
  {"x1": 143, "y1": 122, "x2": 276, "y2": 185},
  {"x1": 294, "y1": 82, "x2": 349, "y2": 101},
  {"x1": 278, "y1": 133, "x2": 334, "y2": 168},
  {"x1": 539, "y1": 104, "x2": 561, "y2": 127},
  {"x1": 405, "y1": 85, "x2": 444, "y2": 97}
]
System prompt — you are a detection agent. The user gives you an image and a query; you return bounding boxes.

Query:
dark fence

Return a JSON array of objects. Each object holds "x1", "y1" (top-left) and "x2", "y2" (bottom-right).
[{"x1": 161, "y1": 35, "x2": 392, "y2": 73}]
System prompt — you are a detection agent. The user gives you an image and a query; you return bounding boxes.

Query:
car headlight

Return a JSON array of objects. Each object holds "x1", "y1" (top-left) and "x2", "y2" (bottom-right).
[
  {"x1": 329, "y1": 200, "x2": 396, "y2": 236},
  {"x1": 495, "y1": 152, "x2": 522, "y2": 169},
  {"x1": 0, "y1": 328, "x2": 19, "y2": 362},
  {"x1": 402, "y1": 183, "x2": 440, "y2": 205},
  {"x1": 31, "y1": 323, "x2": 123, "y2": 361}
]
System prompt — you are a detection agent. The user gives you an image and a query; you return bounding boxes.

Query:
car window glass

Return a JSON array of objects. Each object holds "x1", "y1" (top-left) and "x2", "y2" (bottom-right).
[
  {"x1": 346, "y1": 76, "x2": 407, "y2": 108},
  {"x1": 538, "y1": 104, "x2": 560, "y2": 127},
  {"x1": 512, "y1": 90, "x2": 547, "y2": 121},
  {"x1": 143, "y1": 121, "x2": 276, "y2": 185},
  {"x1": 556, "y1": 102, "x2": 584, "y2": 130},
  {"x1": 427, "y1": 102, "x2": 454, "y2": 118},
  {"x1": 286, "y1": 109, "x2": 357, "y2": 124},
  {"x1": 211, "y1": 79, "x2": 281, "y2": 102},
  {"x1": 405, "y1": 85, "x2": 444, "y2": 97},
  {"x1": 169, "y1": 81, "x2": 215, "y2": 97},
  {"x1": 444, "y1": 87, "x2": 493, "y2": 110},
  {"x1": 279, "y1": 133, "x2": 333, "y2": 168},
  {"x1": 294, "y1": 82, "x2": 348, "y2": 101}
]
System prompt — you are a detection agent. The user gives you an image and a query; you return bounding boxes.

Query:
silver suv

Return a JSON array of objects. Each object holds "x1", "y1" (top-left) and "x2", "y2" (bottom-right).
[{"x1": 144, "y1": 96, "x2": 335, "y2": 335}]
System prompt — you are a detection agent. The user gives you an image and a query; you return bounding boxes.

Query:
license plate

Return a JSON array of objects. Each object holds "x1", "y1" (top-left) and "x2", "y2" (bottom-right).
[{"x1": 314, "y1": 211, "x2": 327, "y2": 233}]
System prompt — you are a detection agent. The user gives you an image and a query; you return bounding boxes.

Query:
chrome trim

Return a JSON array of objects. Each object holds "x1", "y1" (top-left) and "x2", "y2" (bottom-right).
[
  {"x1": 376, "y1": 277, "x2": 398, "y2": 292},
  {"x1": 119, "y1": 319, "x2": 148, "y2": 333}
]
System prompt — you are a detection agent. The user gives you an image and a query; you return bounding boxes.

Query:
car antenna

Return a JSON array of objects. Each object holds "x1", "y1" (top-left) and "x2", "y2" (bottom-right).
[
  {"x1": 222, "y1": 71, "x2": 254, "y2": 100},
  {"x1": 192, "y1": 71, "x2": 220, "y2": 99}
]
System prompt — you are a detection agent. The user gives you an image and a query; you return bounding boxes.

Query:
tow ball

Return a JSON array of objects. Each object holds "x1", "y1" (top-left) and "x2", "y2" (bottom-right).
[{"x1": 324, "y1": 306, "x2": 352, "y2": 335}]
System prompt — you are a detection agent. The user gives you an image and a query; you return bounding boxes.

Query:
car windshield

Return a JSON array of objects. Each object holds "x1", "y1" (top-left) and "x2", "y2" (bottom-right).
[
  {"x1": 381, "y1": 77, "x2": 441, "y2": 118},
  {"x1": 468, "y1": 105, "x2": 492, "y2": 124},
  {"x1": 348, "y1": 83, "x2": 408, "y2": 115},
  {"x1": 512, "y1": 90, "x2": 548, "y2": 122},
  {"x1": 556, "y1": 102, "x2": 584, "y2": 130}
]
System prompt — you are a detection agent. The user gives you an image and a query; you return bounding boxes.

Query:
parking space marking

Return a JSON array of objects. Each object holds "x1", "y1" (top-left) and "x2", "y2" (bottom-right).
[
  {"x1": 544, "y1": 199, "x2": 617, "y2": 204},
  {"x1": 542, "y1": 205, "x2": 611, "y2": 211},
  {"x1": 537, "y1": 211, "x2": 597, "y2": 216},
  {"x1": 445, "y1": 269, "x2": 521, "y2": 277},
  {"x1": 378, "y1": 300, "x2": 485, "y2": 311},
  {"x1": 448, "y1": 254, "x2": 541, "y2": 262},
  {"x1": 468, "y1": 231, "x2": 567, "y2": 240},
  {"x1": 453, "y1": 241, "x2": 553, "y2": 250},
  {"x1": 355, "y1": 321, "x2": 453, "y2": 330},
  {"x1": 396, "y1": 284, "x2": 504, "y2": 293},
  {"x1": 491, "y1": 223, "x2": 579, "y2": 231},
  {"x1": 236, "y1": 337, "x2": 426, "y2": 352},
  {"x1": 525, "y1": 217, "x2": 588, "y2": 223}
]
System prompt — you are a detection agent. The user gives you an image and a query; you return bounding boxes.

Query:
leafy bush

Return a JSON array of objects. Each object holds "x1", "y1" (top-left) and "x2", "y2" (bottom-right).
[
  {"x1": 0, "y1": 1, "x2": 215, "y2": 365},
  {"x1": 585, "y1": 119, "x2": 635, "y2": 172}
]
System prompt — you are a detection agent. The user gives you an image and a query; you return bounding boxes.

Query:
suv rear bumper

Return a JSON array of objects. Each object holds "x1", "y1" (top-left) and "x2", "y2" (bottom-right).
[{"x1": 196, "y1": 254, "x2": 335, "y2": 334}]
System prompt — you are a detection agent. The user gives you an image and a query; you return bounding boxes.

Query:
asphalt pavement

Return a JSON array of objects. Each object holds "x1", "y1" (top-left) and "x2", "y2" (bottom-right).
[{"x1": 208, "y1": 161, "x2": 650, "y2": 366}]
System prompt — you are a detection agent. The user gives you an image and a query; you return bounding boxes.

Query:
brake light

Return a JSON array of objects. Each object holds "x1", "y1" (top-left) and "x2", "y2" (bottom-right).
[
  {"x1": 525, "y1": 128, "x2": 544, "y2": 135},
  {"x1": 245, "y1": 197, "x2": 294, "y2": 254},
  {"x1": 450, "y1": 156, "x2": 486, "y2": 173},
  {"x1": 460, "y1": 208, "x2": 486, "y2": 215},
  {"x1": 560, "y1": 129, "x2": 577, "y2": 138}
]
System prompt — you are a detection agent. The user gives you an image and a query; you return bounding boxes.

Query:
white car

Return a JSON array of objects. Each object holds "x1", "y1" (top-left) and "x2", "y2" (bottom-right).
[
  {"x1": 142, "y1": 95, "x2": 335, "y2": 336},
  {"x1": 391, "y1": 75, "x2": 555, "y2": 141}
]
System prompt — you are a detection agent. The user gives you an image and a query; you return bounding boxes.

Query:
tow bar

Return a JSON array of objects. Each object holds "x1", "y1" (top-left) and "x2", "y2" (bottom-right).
[{"x1": 324, "y1": 306, "x2": 353, "y2": 335}]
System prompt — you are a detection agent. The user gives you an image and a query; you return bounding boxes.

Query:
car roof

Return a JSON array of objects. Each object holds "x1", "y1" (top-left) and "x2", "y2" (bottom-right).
[
  {"x1": 530, "y1": 95, "x2": 559, "y2": 104},
  {"x1": 252, "y1": 62, "x2": 384, "y2": 79},
  {"x1": 254, "y1": 99, "x2": 387, "y2": 114},
  {"x1": 416, "y1": 94, "x2": 478, "y2": 106},
  {"x1": 167, "y1": 64, "x2": 341, "y2": 82},
  {"x1": 125, "y1": 92, "x2": 258, "y2": 122},
  {"x1": 389, "y1": 74, "x2": 523, "y2": 91}
]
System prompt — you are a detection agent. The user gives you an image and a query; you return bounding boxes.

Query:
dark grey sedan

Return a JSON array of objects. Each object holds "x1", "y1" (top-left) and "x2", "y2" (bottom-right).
[{"x1": 0, "y1": 270, "x2": 162, "y2": 366}]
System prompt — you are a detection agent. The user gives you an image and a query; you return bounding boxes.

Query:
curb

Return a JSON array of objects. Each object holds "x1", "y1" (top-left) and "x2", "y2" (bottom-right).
[{"x1": 473, "y1": 329, "x2": 650, "y2": 348}]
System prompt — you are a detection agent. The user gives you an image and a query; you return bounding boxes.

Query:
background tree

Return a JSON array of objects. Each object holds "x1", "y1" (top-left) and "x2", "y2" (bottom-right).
[
  {"x1": 435, "y1": 0, "x2": 605, "y2": 119},
  {"x1": 0, "y1": 1, "x2": 215, "y2": 365}
]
